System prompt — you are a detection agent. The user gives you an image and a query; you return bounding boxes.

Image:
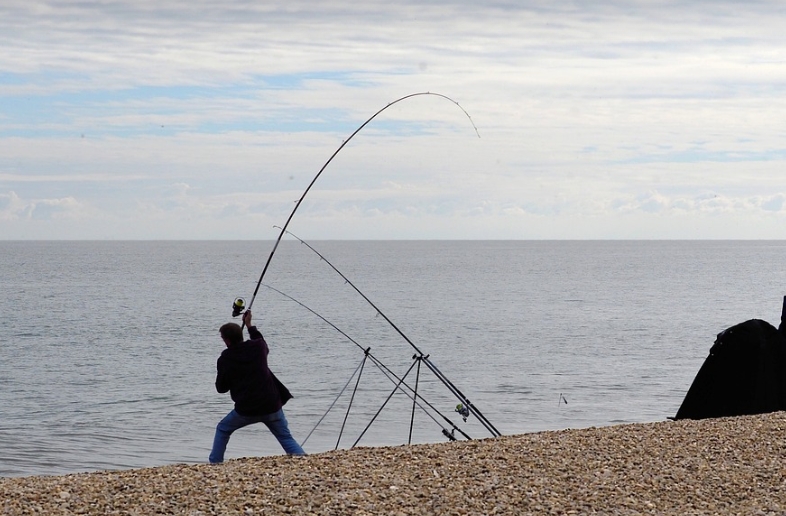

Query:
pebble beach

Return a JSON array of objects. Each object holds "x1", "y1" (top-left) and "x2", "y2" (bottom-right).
[{"x1": 2, "y1": 412, "x2": 786, "y2": 515}]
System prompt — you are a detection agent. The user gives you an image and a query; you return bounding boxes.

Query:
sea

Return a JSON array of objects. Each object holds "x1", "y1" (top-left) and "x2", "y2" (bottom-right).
[{"x1": 1, "y1": 240, "x2": 785, "y2": 478}]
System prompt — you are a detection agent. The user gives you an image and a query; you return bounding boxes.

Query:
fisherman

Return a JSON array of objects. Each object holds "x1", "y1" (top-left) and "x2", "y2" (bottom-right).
[{"x1": 209, "y1": 310, "x2": 305, "y2": 463}]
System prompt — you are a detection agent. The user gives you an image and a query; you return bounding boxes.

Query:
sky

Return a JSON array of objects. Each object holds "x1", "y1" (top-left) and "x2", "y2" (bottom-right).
[{"x1": 1, "y1": 0, "x2": 785, "y2": 239}]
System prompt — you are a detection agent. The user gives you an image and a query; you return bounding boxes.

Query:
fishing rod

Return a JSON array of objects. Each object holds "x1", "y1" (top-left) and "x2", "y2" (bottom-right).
[
  {"x1": 261, "y1": 283, "x2": 472, "y2": 443},
  {"x1": 280, "y1": 229, "x2": 502, "y2": 438},
  {"x1": 273, "y1": 226, "x2": 427, "y2": 355},
  {"x1": 239, "y1": 92, "x2": 479, "y2": 323}
]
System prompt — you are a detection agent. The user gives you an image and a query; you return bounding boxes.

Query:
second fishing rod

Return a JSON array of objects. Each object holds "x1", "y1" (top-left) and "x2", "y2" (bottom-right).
[{"x1": 278, "y1": 228, "x2": 502, "y2": 438}]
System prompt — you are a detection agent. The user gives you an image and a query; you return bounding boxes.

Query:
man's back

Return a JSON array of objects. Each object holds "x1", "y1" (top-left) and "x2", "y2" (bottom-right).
[{"x1": 216, "y1": 332, "x2": 282, "y2": 416}]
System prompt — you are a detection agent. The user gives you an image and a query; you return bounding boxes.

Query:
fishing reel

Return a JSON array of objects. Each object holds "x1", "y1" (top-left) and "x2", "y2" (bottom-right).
[
  {"x1": 231, "y1": 297, "x2": 246, "y2": 317},
  {"x1": 455, "y1": 403, "x2": 470, "y2": 422}
]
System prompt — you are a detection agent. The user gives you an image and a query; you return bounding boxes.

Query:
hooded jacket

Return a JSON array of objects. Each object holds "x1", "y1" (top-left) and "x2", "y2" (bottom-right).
[{"x1": 215, "y1": 325, "x2": 293, "y2": 416}]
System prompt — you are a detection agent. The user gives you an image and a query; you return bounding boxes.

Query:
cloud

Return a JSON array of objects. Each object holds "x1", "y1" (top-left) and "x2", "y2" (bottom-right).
[
  {"x1": 604, "y1": 190, "x2": 786, "y2": 217},
  {"x1": 0, "y1": 190, "x2": 85, "y2": 221},
  {"x1": 0, "y1": 173, "x2": 149, "y2": 182},
  {"x1": 0, "y1": 191, "x2": 21, "y2": 217},
  {"x1": 761, "y1": 194, "x2": 785, "y2": 212},
  {"x1": 29, "y1": 196, "x2": 83, "y2": 220},
  {"x1": 2, "y1": 1, "x2": 786, "y2": 238}
]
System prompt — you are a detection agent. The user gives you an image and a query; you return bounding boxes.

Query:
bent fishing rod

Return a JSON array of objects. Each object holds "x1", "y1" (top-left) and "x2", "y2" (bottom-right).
[
  {"x1": 238, "y1": 92, "x2": 479, "y2": 323},
  {"x1": 280, "y1": 229, "x2": 502, "y2": 438}
]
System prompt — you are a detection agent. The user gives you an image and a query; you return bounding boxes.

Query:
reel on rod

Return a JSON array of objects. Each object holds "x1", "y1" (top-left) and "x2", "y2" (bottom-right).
[
  {"x1": 231, "y1": 297, "x2": 246, "y2": 317},
  {"x1": 455, "y1": 403, "x2": 470, "y2": 422}
]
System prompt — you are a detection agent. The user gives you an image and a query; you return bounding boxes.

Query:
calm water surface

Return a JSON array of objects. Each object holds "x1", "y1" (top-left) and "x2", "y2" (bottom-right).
[{"x1": 1, "y1": 240, "x2": 785, "y2": 477}]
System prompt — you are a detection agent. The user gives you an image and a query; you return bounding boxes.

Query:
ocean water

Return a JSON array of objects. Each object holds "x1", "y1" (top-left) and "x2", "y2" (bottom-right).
[{"x1": 1, "y1": 240, "x2": 785, "y2": 477}]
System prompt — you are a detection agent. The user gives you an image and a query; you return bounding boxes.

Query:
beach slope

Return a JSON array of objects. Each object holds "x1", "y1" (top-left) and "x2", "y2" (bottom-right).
[{"x1": 3, "y1": 412, "x2": 786, "y2": 515}]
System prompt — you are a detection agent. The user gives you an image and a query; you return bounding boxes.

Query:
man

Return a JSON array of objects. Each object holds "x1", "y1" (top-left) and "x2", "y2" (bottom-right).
[{"x1": 209, "y1": 310, "x2": 305, "y2": 463}]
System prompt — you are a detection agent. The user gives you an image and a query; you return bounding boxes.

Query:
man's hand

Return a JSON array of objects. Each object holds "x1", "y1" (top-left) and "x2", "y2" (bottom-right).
[{"x1": 242, "y1": 310, "x2": 252, "y2": 328}]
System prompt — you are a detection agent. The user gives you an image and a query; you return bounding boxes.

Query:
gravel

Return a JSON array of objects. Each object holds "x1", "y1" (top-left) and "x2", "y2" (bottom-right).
[{"x1": 3, "y1": 412, "x2": 786, "y2": 515}]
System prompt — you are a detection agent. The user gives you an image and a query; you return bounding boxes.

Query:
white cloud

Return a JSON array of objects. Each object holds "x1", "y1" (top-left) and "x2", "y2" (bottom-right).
[
  {"x1": 0, "y1": 190, "x2": 86, "y2": 222},
  {"x1": 0, "y1": 191, "x2": 24, "y2": 220},
  {"x1": 2, "y1": 1, "x2": 786, "y2": 238}
]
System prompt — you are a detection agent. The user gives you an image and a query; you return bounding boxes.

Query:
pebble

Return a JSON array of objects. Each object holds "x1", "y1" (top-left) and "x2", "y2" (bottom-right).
[{"x1": 2, "y1": 412, "x2": 786, "y2": 515}]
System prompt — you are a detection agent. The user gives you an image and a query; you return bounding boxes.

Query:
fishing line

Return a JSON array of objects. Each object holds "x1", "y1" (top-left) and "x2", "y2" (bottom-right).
[
  {"x1": 260, "y1": 283, "x2": 471, "y2": 443},
  {"x1": 278, "y1": 229, "x2": 502, "y2": 437},
  {"x1": 261, "y1": 282, "x2": 453, "y2": 425},
  {"x1": 351, "y1": 359, "x2": 420, "y2": 449},
  {"x1": 335, "y1": 352, "x2": 367, "y2": 450},
  {"x1": 242, "y1": 92, "x2": 480, "y2": 321},
  {"x1": 300, "y1": 353, "x2": 366, "y2": 447},
  {"x1": 409, "y1": 356, "x2": 423, "y2": 445}
]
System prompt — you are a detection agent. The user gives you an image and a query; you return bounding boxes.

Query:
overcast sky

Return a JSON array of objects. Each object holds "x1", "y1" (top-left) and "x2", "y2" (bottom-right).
[{"x1": 1, "y1": 0, "x2": 785, "y2": 239}]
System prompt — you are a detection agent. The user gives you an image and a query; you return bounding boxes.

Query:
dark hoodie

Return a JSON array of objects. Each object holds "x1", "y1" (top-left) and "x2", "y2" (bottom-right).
[{"x1": 215, "y1": 325, "x2": 293, "y2": 416}]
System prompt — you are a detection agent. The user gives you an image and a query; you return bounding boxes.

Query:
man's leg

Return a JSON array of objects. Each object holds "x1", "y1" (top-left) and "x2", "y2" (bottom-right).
[
  {"x1": 209, "y1": 410, "x2": 253, "y2": 463},
  {"x1": 261, "y1": 409, "x2": 306, "y2": 455}
]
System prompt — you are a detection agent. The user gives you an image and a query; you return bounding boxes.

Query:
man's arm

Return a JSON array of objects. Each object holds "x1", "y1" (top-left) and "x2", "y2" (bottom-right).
[
  {"x1": 243, "y1": 310, "x2": 264, "y2": 340},
  {"x1": 247, "y1": 325, "x2": 263, "y2": 340},
  {"x1": 215, "y1": 355, "x2": 230, "y2": 393}
]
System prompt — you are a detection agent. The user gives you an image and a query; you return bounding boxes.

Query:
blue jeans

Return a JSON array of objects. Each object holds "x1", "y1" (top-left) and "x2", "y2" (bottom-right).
[{"x1": 209, "y1": 408, "x2": 305, "y2": 463}]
